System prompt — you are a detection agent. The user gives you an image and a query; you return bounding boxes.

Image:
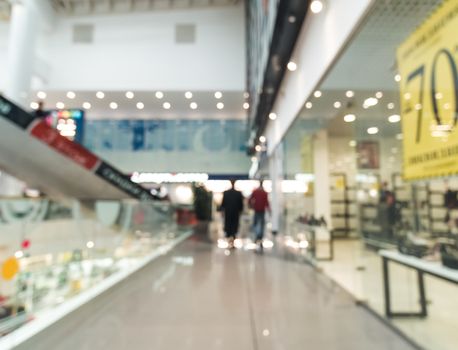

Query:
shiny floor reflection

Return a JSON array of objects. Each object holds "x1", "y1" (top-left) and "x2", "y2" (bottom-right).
[{"x1": 17, "y1": 237, "x2": 415, "y2": 350}]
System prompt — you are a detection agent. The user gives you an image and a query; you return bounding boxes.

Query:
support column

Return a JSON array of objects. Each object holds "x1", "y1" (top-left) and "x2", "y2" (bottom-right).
[
  {"x1": 313, "y1": 130, "x2": 332, "y2": 228},
  {"x1": 5, "y1": 0, "x2": 40, "y2": 107},
  {"x1": 269, "y1": 143, "x2": 284, "y2": 234}
]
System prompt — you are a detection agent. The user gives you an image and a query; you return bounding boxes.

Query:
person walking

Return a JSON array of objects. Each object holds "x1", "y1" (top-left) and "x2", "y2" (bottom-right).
[
  {"x1": 249, "y1": 180, "x2": 270, "y2": 249},
  {"x1": 220, "y1": 179, "x2": 244, "y2": 247}
]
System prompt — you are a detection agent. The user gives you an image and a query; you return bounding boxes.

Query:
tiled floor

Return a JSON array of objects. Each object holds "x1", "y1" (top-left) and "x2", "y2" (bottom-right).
[{"x1": 17, "y1": 237, "x2": 416, "y2": 350}]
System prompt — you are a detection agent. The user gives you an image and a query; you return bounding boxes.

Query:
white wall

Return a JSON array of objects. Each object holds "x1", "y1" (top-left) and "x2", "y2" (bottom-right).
[{"x1": 37, "y1": 5, "x2": 245, "y2": 91}]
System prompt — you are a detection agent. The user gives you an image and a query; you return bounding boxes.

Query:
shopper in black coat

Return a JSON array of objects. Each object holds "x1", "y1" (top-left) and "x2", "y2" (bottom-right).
[{"x1": 220, "y1": 179, "x2": 244, "y2": 242}]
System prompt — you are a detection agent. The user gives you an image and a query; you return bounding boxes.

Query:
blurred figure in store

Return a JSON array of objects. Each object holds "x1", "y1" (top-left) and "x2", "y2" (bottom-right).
[
  {"x1": 379, "y1": 181, "x2": 397, "y2": 238},
  {"x1": 220, "y1": 179, "x2": 244, "y2": 247},
  {"x1": 249, "y1": 180, "x2": 270, "y2": 250},
  {"x1": 33, "y1": 101, "x2": 47, "y2": 120}
]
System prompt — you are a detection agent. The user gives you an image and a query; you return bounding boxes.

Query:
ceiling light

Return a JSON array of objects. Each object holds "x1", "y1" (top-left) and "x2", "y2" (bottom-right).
[
  {"x1": 244, "y1": 92, "x2": 249, "y2": 98},
  {"x1": 163, "y1": 102, "x2": 171, "y2": 110},
  {"x1": 214, "y1": 91, "x2": 223, "y2": 99},
  {"x1": 375, "y1": 91, "x2": 383, "y2": 99},
  {"x1": 185, "y1": 91, "x2": 193, "y2": 99},
  {"x1": 190, "y1": 102, "x2": 198, "y2": 110},
  {"x1": 404, "y1": 93, "x2": 411, "y2": 100},
  {"x1": 269, "y1": 112, "x2": 277, "y2": 120},
  {"x1": 444, "y1": 103, "x2": 451, "y2": 110},
  {"x1": 259, "y1": 136, "x2": 266, "y2": 143},
  {"x1": 67, "y1": 91, "x2": 76, "y2": 99},
  {"x1": 363, "y1": 97, "x2": 378, "y2": 108},
  {"x1": 96, "y1": 91, "x2": 105, "y2": 99},
  {"x1": 126, "y1": 91, "x2": 134, "y2": 99},
  {"x1": 83, "y1": 102, "x2": 91, "y2": 109},
  {"x1": 344, "y1": 114, "x2": 356, "y2": 122},
  {"x1": 37, "y1": 91, "x2": 46, "y2": 99},
  {"x1": 415, "y1": 103, "x2": 422, "y2": 110},
  {"x1": 394, "y1": 74, "x2": 401, "y2": 82},
  {"x1": 396, "y1": 133, "x2": 403, "y2": 140},
  {"x1": 30, "y1": 102, "x2": 39, "y2": 110},
  {"x1": 435, "y1": 92, "x2": 443, "y2": 99},
  {"x1": 217, "y1": 102, "x2": 224, "y2": 109},
  {"x1": 86, "y1": 241, "x2": 95, "y2": 249},
  {"x1": 110, "y1": 102, "x2": 118, "y2": 110},
  {"x1": 136, "y1": 102, "x2": 144, "y2": 110},
  {"x1": 346, "y1": 90, "x2": 354, "y2": 98},
  {"x1": 305, "y1": 102, "x2": 313, "y2": 109},
  {"x1": 388, "y1": 114, "x2": 401, "y2": 123},
  {"x1": 310, "y1": 0, "x2": 324, "y2": 14},
  {"x1": 243, "y1": 102, "x2": 250, "y2": 109},
  {"x1": 288, "y1": 16, "x2": 296, "y2": 23},
  {"x1": 367, "y1": 127, "x2": 379, "y2": 135},
  {"x1": 155, "y1": 91, "x2": 164, "y2": 99},
  {"x1": 56, "y1": 102, "x2": 65, "y2": 109},
  {"x1": 255, "y1": 145, "x2": 262, "y2": 152},
  {"x1": 334, "y1": 101, "x2": 342, "y2": 109},
  {"x1": 387, "y1": 102, "x2": 395, "y2": 110},
  {"x1": 287, "y1": 61, "x2": 297, "y2": 71},
  {"x1": 314, "y1": 90, "x2": 322, "y2": 98},
  {"x1": 349, "y1": 140, "x2": 357, "y2": 147}
]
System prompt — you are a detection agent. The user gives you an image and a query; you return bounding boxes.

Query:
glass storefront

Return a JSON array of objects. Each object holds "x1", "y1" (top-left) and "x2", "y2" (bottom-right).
[{"x1": 280, "y1": 1, "x2": 458, "y2": 349}]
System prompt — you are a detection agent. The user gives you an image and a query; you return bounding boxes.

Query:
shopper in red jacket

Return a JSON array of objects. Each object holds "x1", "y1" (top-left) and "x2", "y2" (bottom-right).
[{"x1": 249, "y1": 180, "x2": 270, "y2": 246}]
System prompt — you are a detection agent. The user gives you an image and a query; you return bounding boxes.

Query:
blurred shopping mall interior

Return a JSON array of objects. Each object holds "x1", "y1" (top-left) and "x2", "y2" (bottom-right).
[{"x1": 0, "y1": 0, "x2": 456, "y2": 349}]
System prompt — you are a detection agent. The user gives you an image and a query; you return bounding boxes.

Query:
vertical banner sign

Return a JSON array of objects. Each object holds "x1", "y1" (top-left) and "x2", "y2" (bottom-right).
[{"x1": 397, "y1": 1, "x2": 458, "y2": 180}]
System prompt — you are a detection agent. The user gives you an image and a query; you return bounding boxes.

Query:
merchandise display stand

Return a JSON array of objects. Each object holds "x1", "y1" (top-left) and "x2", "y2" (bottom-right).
[
  {"x1": 380, "y1": 250, "x2": 458, "y2": 318},
  {"x1": 330, "y1": 173, "x2": 357, "y2": 238},
  {"x1": 303, "y1": 224, "x2": 334, "y2": 261}
]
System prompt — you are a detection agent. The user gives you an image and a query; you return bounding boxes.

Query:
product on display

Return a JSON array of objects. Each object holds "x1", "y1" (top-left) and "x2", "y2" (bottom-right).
[{"x1": 440, "y1": 243, "x2": 458, "y2": 270}]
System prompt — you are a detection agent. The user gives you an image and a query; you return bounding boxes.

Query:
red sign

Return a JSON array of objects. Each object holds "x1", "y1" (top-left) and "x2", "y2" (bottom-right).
[{"x1": 30, "y1": 121, "x2": 99, "y2": 170}]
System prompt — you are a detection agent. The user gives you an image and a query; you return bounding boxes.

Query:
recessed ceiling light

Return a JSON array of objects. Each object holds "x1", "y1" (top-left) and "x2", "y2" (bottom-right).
[
  {"x1": 415, "y1": 103, "x2": 422, "y2": 110},
  {"x1": 37, "y1": 91, "x2": 46, "y2": 99},
  {"x1": 387, "y1": 102, "x2": 395, "y2": 110},
  {"x1": 110, "y1": 102, "x2": 118, "y2": 110},
  {"x1": 67, "y1": 91, "x2": 76, "y2": 99},
  {"x1": 269, "y1": 112, "x2": 277, "y2": 120},
  {"x1": 185, "y1": 91, "x2": 193, "y2": 99},
  {"x1": 344, "y1": 114, "x2": 356, "y2": 123},
  {"x1": 314, "y1": 90, "x2": 322, "y2": 98},
  {"x1": 375, "y1": 91, "x2": 383, "y2": 99},
  {"x1": 349, "y1": 140, "x2": 357, "y2": 147},
  {"x1": 30, "y1": 102, "x2": 39, "y2": 110},
  {"x1": 363, "y1": 97, "x2": 378, "y2": 108},
  {"x1": 126, "y1": 91, "x2": 134, "y2": 99},
  {"x1": 388, "y1": 114, "x2": 401, "y2": 123},
  {"x1": 288, "y1": 16, "x2": 296, "y2": 23},
  {"x1": 310, "y1": 0, "x2": 324, "y2": 14},
  {"x1": 216, "y1": 102, "x2": 224, "y2": 110},
  {"x1": 244, "y1": 92, "x2": 249, "y2": 98},
  {"x1": 287, "y1": 61, "x2": 297, "y2": 71},
  {"x1": 215, "y1": 91, "x2": 223, "y2": 99},
  {"x1": 367, "y1": 127, "x2": 379, "y2": 135},
  {"x1": 136, "y1": 102, "x2": 144, "y2": 110},
  {"x1": 255, "y1": 145, "x2": 262, "y2": 152},
  {"x1": 346, "y1": 90, "x2": 354, "y2": 98},
  {"x1": 163, "y1": 102, "x2": 171, "y2": 110},
  {"x1": 404, "y1": 93, "x2": 411, "y2": 100},
  {"x1": 96, "y1": 91, "x2": 105, "y2": 99},
  {"x1": 190, "y1": 102, "x2": 198, "y2": 110},
  {"x1": 56, "y1": 102, "x2": 65, "y2": 109},
  {"x1": 83, "y1": 102, "x2": 91, "y2": 109},
  {"x1": 259, "y1": 136, "x2": 266, "y2": 143},
  {"x1": 435, "y1": 92, "x2": 443, "y2": 99},
  {"x1": 334, "y1": 101, "x2": 342, "y2": 109},
  {"x1": 396, "y1": 133, "x2": 403, "y2": 140},
  {"x1": 305, "y1": 102, "x2": 313, "y2": 109},
  {"x1": 444, "y1": 103, "x2": 451, "y2": 110},
  {"x1": 155, "y1": 91, "x2": 164, "y2": 99},
  {"x1": 394, "y1": 74, "x2": 401, "y2": 82},
  {"x1": 243, "y1": 102, "x2": 250, "y2": 109}
]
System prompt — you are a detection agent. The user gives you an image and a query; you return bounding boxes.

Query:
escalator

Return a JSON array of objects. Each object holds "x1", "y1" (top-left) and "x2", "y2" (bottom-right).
[{"x1": 0, "y1": 96, "x2": 154, "y2": 201}]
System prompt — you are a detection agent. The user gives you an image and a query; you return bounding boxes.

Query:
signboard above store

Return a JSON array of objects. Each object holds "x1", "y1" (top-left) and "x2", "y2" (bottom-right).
[{"x1": 397, "y1": 0, "x2": 458, "y2": 180}]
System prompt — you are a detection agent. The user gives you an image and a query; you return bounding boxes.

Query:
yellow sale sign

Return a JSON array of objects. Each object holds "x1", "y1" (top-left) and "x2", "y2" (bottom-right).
[{"x1": 397, "y1": 0, "x2": 458, "y2": 180}]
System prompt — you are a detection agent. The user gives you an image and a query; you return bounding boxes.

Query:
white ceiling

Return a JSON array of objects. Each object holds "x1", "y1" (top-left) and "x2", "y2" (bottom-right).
[
  {"x1": 292, "y1": 0, "x2": 444, "y2": 138},
  {"x1": 31, "y1": 90, "x2": 247, "y2": 120},
  {"x1": 53, "y1": 0, "x2": 242, "y2": 16}
]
